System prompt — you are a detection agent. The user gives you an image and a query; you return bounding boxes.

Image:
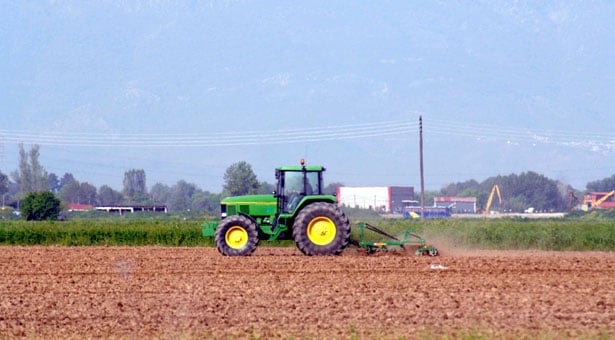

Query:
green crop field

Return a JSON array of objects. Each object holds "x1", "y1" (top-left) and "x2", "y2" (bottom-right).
[
  {"x1": 0, "y1": 220, "x2": 211, "y2": 247},
  {"x1": 376, "y1": 217, "x2": 615, "y2": 251},
  {"x1": 1, "y1": 216, "x2": 614, "y2": 251}
]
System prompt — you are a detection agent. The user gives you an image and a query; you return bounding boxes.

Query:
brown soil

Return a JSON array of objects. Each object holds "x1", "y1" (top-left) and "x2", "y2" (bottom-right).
[{"x1": 1, "y1": 246, "x2": 613, "y2": 339}]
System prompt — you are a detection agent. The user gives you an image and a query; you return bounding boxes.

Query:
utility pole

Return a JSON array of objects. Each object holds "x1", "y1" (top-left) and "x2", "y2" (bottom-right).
[
  {"x1": 0, "y1": 136, "x2": 4, "y2": 210},
  {"x1": 419, "y1": 116, "x2": 425, "y2": 219},
  {"x1": 0, "y1": 134, "x2": 4, "y2": 169}
]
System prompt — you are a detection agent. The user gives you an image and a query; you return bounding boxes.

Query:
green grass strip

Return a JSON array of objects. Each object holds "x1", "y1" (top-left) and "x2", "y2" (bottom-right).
[
  {"x1": 1, "y1": 217, "x2": 614, "y2": 250},
  {"x1": 0, "y1": 220, "x2": 213, "y2": 247}
]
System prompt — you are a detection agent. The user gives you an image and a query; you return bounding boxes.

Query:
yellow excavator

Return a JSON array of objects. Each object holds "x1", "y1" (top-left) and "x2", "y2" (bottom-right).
[
  {"x1": 483, "y1": 184, "x2": 502, "y2": 215},
  {"x1": 573, "y1": 190, "x2": 615, "y2": 211},
  {"x1": 587, "y1": 190, "x2": 615, "y2": 210}
]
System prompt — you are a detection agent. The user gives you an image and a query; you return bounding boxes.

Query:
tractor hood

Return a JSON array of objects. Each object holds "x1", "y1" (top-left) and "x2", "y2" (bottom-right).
[
  {"x1": 221, "y1": 194, "x2": 278, "y2": 218},
  {"x1": 221, "y1": 194, "x2": 276, "y2": 204}
]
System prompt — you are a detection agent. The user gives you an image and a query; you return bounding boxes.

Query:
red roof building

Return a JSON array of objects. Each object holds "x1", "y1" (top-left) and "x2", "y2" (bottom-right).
[
  {"x1": 66, "y1": 204, "x2": 94, "y2": 211},
  {"x1": 434, "y1": 196, "x2": 477, "y2": 214}
]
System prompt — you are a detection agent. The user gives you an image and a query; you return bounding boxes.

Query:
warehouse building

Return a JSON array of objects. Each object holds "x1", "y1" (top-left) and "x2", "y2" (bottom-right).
[{"x1": 336, "y1": 186, "x2": 414, "y2": 213}]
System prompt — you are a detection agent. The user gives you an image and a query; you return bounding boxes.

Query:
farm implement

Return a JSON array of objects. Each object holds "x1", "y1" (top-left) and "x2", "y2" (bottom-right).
[
  {"x1": 353, "y1": 222, "x2": 438, "y2": 256},
  {"x1": 202, "y1": 160, "x2": 438, "y2": 256}
]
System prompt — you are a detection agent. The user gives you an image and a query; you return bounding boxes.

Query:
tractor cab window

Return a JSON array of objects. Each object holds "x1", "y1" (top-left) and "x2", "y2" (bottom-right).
[
  {"x1": 280, "y1": 170, "x2": 322, "y2": 214},
  {"x1": 305, "y1": 171, "x2": 319, "y2": 195},
  {"x1": 282, "y1": 171, "x2": 303, "y2": 213}
]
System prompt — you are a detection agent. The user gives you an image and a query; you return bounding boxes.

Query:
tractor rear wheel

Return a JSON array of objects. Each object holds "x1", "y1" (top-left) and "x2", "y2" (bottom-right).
[
  {"x1": 292, "y1": 202, "x2": 351, "y2": 255},
  {"x1": 214, "y1": 215, "x2": 259, "y2": 256}
]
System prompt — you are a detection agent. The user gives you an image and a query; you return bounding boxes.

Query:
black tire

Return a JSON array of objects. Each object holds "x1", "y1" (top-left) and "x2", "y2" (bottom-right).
[
  {"x1": 214, "y1": 215, "x2": 259, "y2": 256},
  {"x1": 292, "y1": 202, "x2": 351, "y2": 256}
]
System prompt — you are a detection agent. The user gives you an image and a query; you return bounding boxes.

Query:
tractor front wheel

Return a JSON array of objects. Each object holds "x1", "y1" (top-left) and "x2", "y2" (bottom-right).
[
  {"x1": 293, "y1": 202, "x2": 351, "y2": 255},
  {"x1": 214, "y1": 215, "x2": 259, "y2": 256}
]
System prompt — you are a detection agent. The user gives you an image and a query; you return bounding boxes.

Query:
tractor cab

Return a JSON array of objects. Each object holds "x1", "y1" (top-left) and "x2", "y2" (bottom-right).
[{"x1": 275, "y1": 160, "x2": 324, "y2": 214}]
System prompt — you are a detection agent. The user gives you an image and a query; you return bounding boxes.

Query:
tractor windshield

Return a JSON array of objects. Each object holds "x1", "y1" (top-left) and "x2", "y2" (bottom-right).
[{"x1": 280, "y1": 170, "x2": 321, "y2": 213}]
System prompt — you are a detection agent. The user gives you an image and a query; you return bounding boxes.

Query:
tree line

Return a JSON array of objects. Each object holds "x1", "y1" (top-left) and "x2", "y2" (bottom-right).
[
  {"x1": 0, "y1": 145, "x2": 289, "y2": 217},
  {"x1": 1, "y1": 144, "x2": 615, "y2": 219}
]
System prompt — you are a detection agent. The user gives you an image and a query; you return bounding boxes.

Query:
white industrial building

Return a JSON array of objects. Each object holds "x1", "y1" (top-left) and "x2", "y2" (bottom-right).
[{"x1": 336, "y1": 186, "x2": 414, "y2": 213}]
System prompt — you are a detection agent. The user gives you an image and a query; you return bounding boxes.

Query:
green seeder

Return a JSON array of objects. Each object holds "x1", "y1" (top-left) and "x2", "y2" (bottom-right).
[{"x1": 353, "y1": 222, "x2": 439, "y2": 256}]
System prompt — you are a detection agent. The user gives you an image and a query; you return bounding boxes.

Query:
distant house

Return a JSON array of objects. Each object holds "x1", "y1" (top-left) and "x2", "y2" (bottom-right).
[{"x1": 67, "y1": 204, "x2": 94, "y2": 212}]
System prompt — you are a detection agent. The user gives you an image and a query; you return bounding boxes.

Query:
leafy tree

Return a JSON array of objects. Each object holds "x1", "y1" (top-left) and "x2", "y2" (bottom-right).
[
  {"x1": 475, "y1": 171, "x2": 566, "y2": 212},
  {"x1": 506, "y1": 195, "x2": 527, "y2": 212},
  {"x1": 11, "y1": 144, "x2": 48, "y2": 195},
  {"x1": 0, "y1": 171, "x2": 8, "y2": 198},
  {"x1": 205, "y1": 192, "x2": 222, "y2": 214},
  {"x1": 59, "y1": 173, "x2": 76, "y2": 191},
  {"x1": 150, "y1": 183, "x2": 171, "y2": 204},
  {"x1": 98, "y1": 185, "x2": 124, "y2": 206},
  {"x1": 149, "y1": 181, "x2": 219, "y2": 214},
  {"x1": 28, "y1": 145, "x2": 47, "y2": 191},
  {"x1": 59, "y1": 180, "x2": 81, "y2": 204},
  {"x1": 440, "y1": 171, "x2": 568, "y2": 212},
  {"x1": 514, "y1": 171, "x2": 565, "y2": 212},
  {"x1": 587, "y1": 174, "x2": 615, "y2": 192},
  {"x1": 0, "y1": 171, "x2": 9, "y2": 209},
  {"x1": 13, "y1": 144, "x2": 31, "y2": 193},
  {"x1": 191, "y1": 191, "x2": 220, "y2": 214},
  {"x1": 123, "y1": 169, "x2": 147, "y2": 203},
  {"x1": 459, "y1": 188, "x2": 479, "y2": 198},
  {"x1": 223, "y1": 161, "x2": 259, "y2": 196},
  {"x1": 47, "y1": 173, "x2": 60, "y2": 192},
  {"x1": 441, "y1": 180, "x2": 480, "y2": 197},
  {"x1": 79, "y1": 182, "x2": 97, "y2": 205},
  {"x1": 58, "y1": 180, "x2": 96, "y2": 205},
  {"x1": 257, "y1": 181, "x2": 275, "y2": 194},
  {"x1": 5, "y1": 180, "x2": 19, "y2": 208},
  {"x1": 169, "y1": 180, "x2": 197, "y2": 212},
  {"x1": 21, "y1": 191, "x2": 61, "y2": 221}
]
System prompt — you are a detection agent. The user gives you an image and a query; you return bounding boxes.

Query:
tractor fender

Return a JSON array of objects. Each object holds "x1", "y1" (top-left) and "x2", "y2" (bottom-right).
[
  {"x1": 237, "y1": 211, "x2": 259, "y2": 226},
  {"x1": 294, "y1": 195, "x2": 337, "y2": 213}
]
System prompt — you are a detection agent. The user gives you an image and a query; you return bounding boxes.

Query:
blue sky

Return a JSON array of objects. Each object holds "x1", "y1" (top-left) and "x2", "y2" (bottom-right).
[{"x1": 1, "y1": 1, "x2": 614, "y2": 192}]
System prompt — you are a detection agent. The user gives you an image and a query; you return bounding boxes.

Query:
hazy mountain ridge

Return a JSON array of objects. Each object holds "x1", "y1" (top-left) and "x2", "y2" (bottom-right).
[{"x1": 1, "y1": 1, "x2": 614, "y2": 191}]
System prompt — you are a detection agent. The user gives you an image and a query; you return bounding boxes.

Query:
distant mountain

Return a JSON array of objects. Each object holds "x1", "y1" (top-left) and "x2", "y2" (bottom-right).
[{"x1": 1, "y1": 1, "x2": 613, "y2": 191}]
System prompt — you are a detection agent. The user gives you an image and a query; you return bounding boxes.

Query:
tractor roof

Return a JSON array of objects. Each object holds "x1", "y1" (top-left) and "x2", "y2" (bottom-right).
[{"x1": 277, "y1": 165, "x2": 325, "y2": 172}]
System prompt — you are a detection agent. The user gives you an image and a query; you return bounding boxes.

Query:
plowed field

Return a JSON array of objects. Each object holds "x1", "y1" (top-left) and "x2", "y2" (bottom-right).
[{"x1": 1, "y1": 246, "x2": 613, "y2": 339}]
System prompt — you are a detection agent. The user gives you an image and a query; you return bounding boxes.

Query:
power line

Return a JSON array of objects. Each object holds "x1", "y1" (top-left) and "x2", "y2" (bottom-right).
[
  {"x1": 3, "y1": 117, "x2": 613, "y2": 151},
  {"x1": 427, "y1": 118, "x2": 615, "y2": 152},
  {"x1": 0, "y1": 119, "x2": 419, "y2": 147}
]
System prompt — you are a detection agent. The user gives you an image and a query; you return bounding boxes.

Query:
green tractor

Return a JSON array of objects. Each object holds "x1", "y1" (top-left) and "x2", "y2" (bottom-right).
[{"x1": 202, "y1": 160, "x2": 351, "y2": 256}]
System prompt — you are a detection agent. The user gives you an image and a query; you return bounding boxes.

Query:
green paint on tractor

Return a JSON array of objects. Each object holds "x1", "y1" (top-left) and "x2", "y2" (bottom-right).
[
  {"x1": 202, "y1": 160, "x2": 439, "y2": 257},
  {"x1": 203, "y1": 160, "x2": 351, "y2": 256}
]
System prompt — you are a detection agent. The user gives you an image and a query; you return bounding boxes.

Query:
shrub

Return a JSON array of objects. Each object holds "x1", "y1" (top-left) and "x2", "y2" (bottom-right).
[{"x1": 20, "y1": 191, "x2": 62, "y2": 221}]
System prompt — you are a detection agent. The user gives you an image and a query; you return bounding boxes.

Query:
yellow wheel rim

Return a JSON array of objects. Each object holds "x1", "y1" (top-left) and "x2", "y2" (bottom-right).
[
  {"x1": 307, "y1": 216, "x2": 336, "y2": 246},
  {"x1": 225, "y1": 226, "x2": 248, "y2": 249}
]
